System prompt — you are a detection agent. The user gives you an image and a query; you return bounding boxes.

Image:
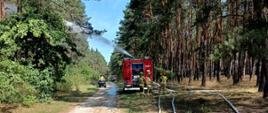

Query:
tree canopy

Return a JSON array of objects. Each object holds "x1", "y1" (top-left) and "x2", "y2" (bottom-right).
[
  {"x1": 0, "y1": 0, "x2": 108, "y2": 105},
  {"x1": 110, "y1": 0, "x2": 268, "y2": 98}
]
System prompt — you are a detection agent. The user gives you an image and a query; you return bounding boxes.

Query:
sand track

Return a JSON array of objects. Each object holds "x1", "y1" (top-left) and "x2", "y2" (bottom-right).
[{"x1": 68, "y1": 82, "x2": 123, "y2": 113}]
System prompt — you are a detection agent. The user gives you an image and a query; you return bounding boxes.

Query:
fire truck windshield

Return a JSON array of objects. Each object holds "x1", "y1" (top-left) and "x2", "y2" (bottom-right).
[{"x1": 132, "y1": 63, "x2": 144, "y2": 76}]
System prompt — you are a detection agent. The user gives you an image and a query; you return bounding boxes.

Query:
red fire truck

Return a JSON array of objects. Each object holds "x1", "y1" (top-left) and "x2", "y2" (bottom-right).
[{"x1": 122, "y1": 58, "x2": 153, "y2": 91}]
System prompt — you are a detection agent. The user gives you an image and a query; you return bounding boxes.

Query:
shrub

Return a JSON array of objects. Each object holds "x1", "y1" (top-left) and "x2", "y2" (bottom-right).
[
  {"x1": 0, "y1": 72, "x2": 37, "y2": 104},
  {"x1": 0, "y1": 60, "x2": 53, "y2": 104},
  {"x1": 22, "y1": 95, "x2": 37, "y2": 107},
  {"x1": 56, "y1": 81, "x2": 72, "y2": 93},
  {"x1": 63, "y1": 74, "x2": 86, "y2": 91}
]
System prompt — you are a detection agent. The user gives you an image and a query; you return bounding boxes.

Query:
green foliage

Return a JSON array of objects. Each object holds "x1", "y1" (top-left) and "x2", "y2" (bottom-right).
[
  {"x1": 0, "y1": 4, "x2": 69, "y2": 104},
  {"x1": 0, "y1": 60, "x2": 53, "y2": 104},
  {"x1": 154, "y1": 67, "x2": 175, "y2": 78},
  {"x1": 64, "y1": 64, "x2": 88, "y2": 91},
  {"x1": 0, "y1": 0, "x2": 107, "y2": 105},
  {"x1": 243, "y1": 28, "x2": 268, "y2": 58},
  {"x1": 57, "y1": 49, "x2": 108, "y2": 92},
  {"x1": 212, "y1": 27, "x2": 268, "y2": 61},
  {"x1": 86, "y1": 49, "x2": 108, "y2": 75},
  {"x1": 211, "y1": 27, "x2": 242, "y2": 61},
  {"x1": 35, "y1": 69, "x2": 54, "y2": 102},
  {"x1": 0, "y1": 12, "x2": 74, "y2": 83},
  {"x1": 55, "y1": 81, "x2": 72, "y2": 93},
  {"x1": 0, "y1": 61, "x2": 36, "y2": 103},
  {"x1": 111, "y1": 0, "x2": 183, "y2": 77},
  {"x1": 22, "y1": 95, "x2": 37, "y2": 107},
  {"x1": 211, "y1": 38, "x2": 236, "y2": 60},
  {"x1": 0, "y1": 73, "x2": 27, "y2": 103},
  {"x1": 109, "y1": 52, "x2": 123, "y2": 79}
]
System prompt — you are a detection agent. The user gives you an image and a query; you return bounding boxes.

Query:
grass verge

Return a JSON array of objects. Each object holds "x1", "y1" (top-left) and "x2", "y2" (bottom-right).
[
  {"x1": 116, "y1": 81, "x2": 158, "y2": 113},
  {"x1": 10, "y1": 101, "x2": 73, "y2": 113},
  {"x1": 117, "y1": 91, "x2": 158, "y2": 113},
  {"x1": 170, "y1": 76, "x2": 268, "y2": 113},
  {"x1": 1, "y1": 84, "x2": 97, "y2": 113},
  {"x1": 55, "y1": 84, "x2": 98, "y2": 102}
]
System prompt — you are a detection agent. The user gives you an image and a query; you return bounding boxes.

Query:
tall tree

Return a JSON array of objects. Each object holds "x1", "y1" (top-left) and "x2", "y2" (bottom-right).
[{"x1": 111, "y1": 0, "x2": 268, "y2": 98}]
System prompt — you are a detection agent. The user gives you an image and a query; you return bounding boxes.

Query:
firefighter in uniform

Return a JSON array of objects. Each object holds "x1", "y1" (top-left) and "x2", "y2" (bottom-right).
[
  {"x1": 139, "y1": 72, "x2": 145, "y2": 95},
  {"x1": 145, "y1": 70, "x2": 152, "y2": 96},
  {"x1": 159, "y1": 71, "x2": 168, "y2": 94}
]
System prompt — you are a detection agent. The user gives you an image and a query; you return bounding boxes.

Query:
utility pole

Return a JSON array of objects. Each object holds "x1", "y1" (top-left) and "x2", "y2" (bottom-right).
[{"x1": 0, "y1": 0, "x2": 5, "y2": 20}]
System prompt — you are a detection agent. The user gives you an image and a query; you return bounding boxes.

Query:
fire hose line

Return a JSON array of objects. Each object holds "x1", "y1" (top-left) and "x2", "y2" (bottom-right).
[
  {"x1": 154, "y1": 82, "x2": 240, "y2": 113},
  {"x1": 154, "y1": 82, "x2": 177, "y2": 113},
  {"x1": 167, "y1": 89, "x2": 177, "y2": 113},
  {"x1": 158, "y1": 95, "x2": 161, "y2": 113},
  {"x1": 188, "y1": 90, "x2": 240, "y2": 113},
  {"x1": 171, "y1": 93, "x2": 176, "y2": 113},
  {"x1": 217, "y1": 93, "x2": 240, "y2": 113},
  {"x1": 158, "y1": 93, "x2": 176, "y2": 113}
]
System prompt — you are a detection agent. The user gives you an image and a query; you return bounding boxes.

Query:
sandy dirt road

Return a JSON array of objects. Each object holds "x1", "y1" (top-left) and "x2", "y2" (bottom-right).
[{"x1": 68, "y1": 82, "x2": 123, "y2": 113}]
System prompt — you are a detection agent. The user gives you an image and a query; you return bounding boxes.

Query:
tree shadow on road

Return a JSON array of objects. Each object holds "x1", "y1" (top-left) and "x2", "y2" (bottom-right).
[
  {"x1": 0, "y1": 104, "x2": 18, "y2": 113},
  {"x1": 54, "y1": 86, "x2": 98, "y2": 103}
]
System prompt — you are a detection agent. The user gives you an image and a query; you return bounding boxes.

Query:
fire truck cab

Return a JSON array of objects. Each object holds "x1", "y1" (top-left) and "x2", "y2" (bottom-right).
[{"x1": 122, "y1": 58, "x2": 153, "y2": 91}]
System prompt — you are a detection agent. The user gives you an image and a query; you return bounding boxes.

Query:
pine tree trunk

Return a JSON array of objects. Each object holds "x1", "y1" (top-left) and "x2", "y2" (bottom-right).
[
  {"x1": 201, "y1": 60, "x2": 206, "y2": 86},
  {"x1": 238, "y1": 52, "x2": 243, "y2": 81},
  {"x1": 216, "y1": 60, "x2": 221, "y2": 82},
  {"x1": 262, "y1": 43, "x2": 268, "y2": 98},
  {"x1": 188, "y1": 1, "x2": 193, "y2": 85},
  {"x1": 229, "y1": 59, "x2": 234, "y2": 78},
  {"x1": 242, "y1": 52, "x2": 247, "y2": 78},
  {"x1": 256, "y1": 60, "x2": 261, "y2": 86},
  {"x1": 258, "y1": 61, "x2": 264, "y2": 92},
  {"x1": 262, "y1": 59, "x2": 268, "y2": 97},
  {"x1": 249, "y1": 58, "x2": 254, "y2": 81},
  {"x1": 233, "y1": 53, "x2": 240, "y2": 85}
]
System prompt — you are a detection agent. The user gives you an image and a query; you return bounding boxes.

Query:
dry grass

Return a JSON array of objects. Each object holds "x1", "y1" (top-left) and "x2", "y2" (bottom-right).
[
  {"x1": 117, "y1": 91, "x2": 158, "y2": 113},
  {"x1": 10, "y1": 101, "x2": 75, "y2": 113},
  {"x1": 55, "y1": 84, "x2": 97, "y2": 102},
  {"x1": 177, "y1": 75, "x2": 257, "y2": 90},
  {"x1": 116, "y1": 75, "x2": 268, "y2": 113},
  {"x1": 169, "y1": 75, "x2": 268, "y2": 113}
]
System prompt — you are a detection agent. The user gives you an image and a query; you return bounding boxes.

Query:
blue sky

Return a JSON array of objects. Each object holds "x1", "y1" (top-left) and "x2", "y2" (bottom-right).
[{"x1": 83, "y1": 0, "x2": 129, "y2": 63}]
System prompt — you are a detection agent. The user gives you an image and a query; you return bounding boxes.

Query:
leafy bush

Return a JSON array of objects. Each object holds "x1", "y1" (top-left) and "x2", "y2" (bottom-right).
[
  {"x1": 0, "y1": 73, "x2": 37, "y2": 104},
  {"x1": 63, "y1": 74, "x2": 87, "y2": 91},
  {"x1": 56, "y1": 81, "x2": 72, "y2": 93},
  {"x1": 0, "y1": 60, "x2": 53, "y2": 104},
  {"x1": 0, "y1": 0, "x2": 107, "y2": 106},
  {"x1": 35, "y1": 69, "x2": 54, "y2": 102},
  {"x1": 0, "y1": 73, "x2": 22, "y2": 103},
  {"x1": 22, "y1": 95, "x2": 37, "y2": 107}
]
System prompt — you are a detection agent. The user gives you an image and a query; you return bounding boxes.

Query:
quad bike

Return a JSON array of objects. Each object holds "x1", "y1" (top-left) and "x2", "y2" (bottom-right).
[{"x1": 98, "y1": 80, "x2": 106, "y2": 88}]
